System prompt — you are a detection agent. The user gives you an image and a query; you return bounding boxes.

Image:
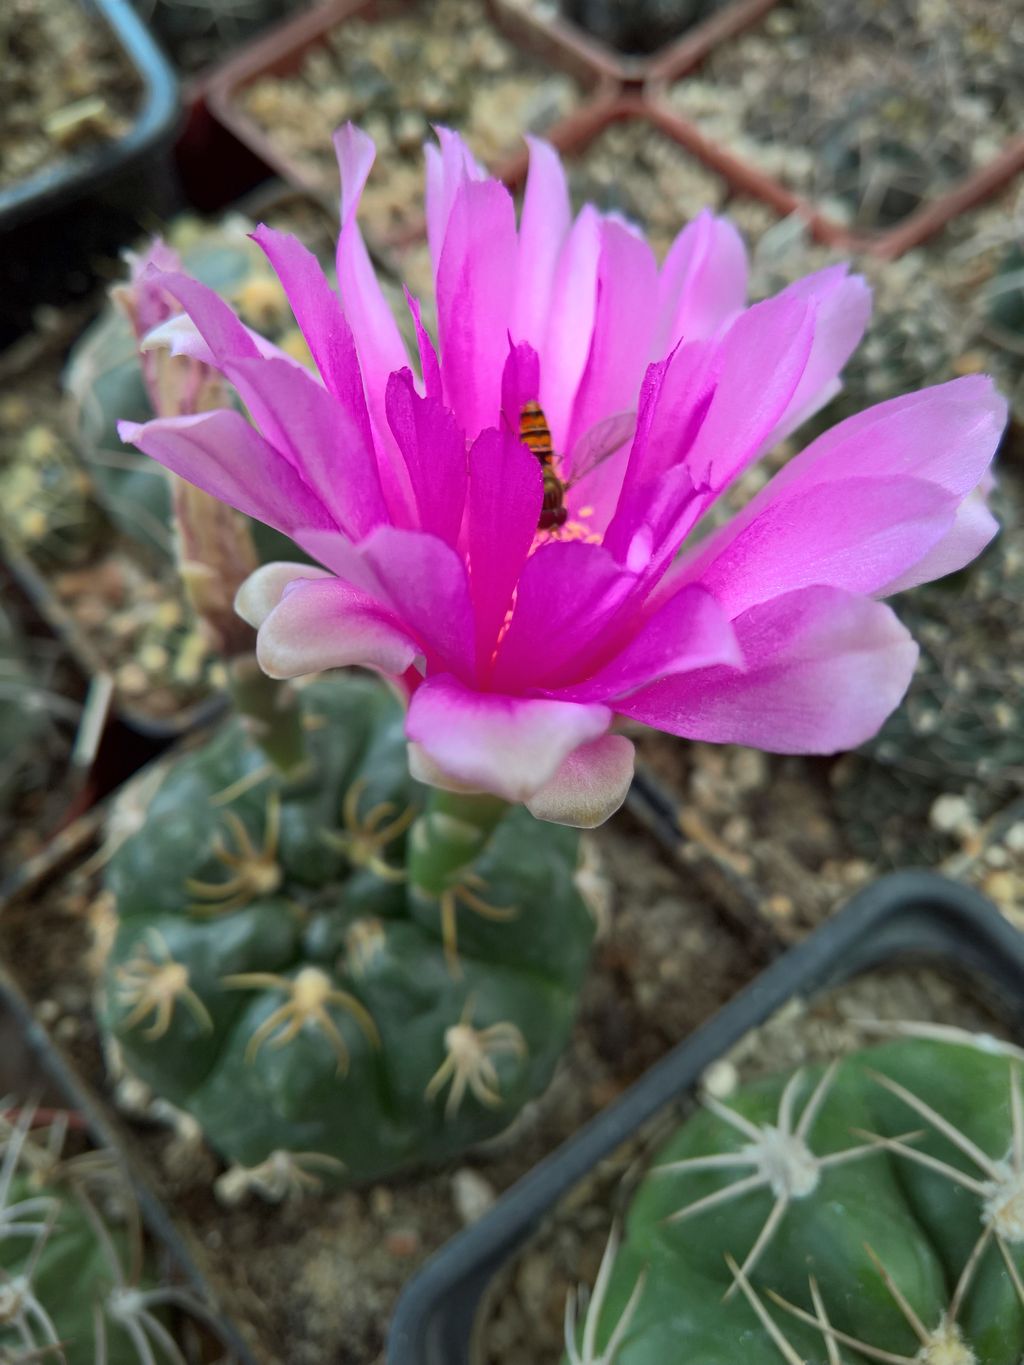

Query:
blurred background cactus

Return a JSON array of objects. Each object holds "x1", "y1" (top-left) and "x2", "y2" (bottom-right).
[
  {"x1": 95, "y1": 671, "x2": 597, "y2": 1191},
  {"x1": 571, "y1": 1035, "x2": 1024, "y2": 1362},
  {"x1": 0, "y1": 1101, "x2": 221, "y2": 1363}
]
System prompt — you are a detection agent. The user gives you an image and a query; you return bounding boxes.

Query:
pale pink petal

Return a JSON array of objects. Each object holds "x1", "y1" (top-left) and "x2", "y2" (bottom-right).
[
  {"x1": 117, "y1": 411, "x2": 335, "y2": 537},
  {"x1": 687, "y1": 475, "x2": 958, "y2": 616},
  {"x1": 466, "y1": 426, "x2": 543, "y2": 678},
  {"x1": 256, "y1": 577, "x2": 418, "y2": 679},
  {"x1": 768, "y1": 266, "x2": 871, "y2": 441},
  {"x1": 407, "y1": 743, "x2": 483, "y2": 794},
  {"x1": 385, "y1": 369, "x2": 467, "y2": 545},
  {"x1": 553, "y1": 585, "x2": 741, "y2": 702},
  {"x1": 540, "y1": 205, "x2": 601, "y2": 447},
  {"x1": 511, "y1": 135, "x2": 571, "y2": 345},
  {"x1": 154, "y1": 270, "x2": 260, "y2": 365},
  {"x1": 235, "y1": 561, "x2": 332, "y2": 628},
  {"x1": 405, "y1": 289, "x2": 442, "y2": 400},
  {"x1": 141, "y1": 312, "x2": 305, "y2": 371},
  {"x1": 879, "y1": 488, "x2": 999, "y2": 595},
  {"x1": 226, "y1": 357, "x2": 387, "y2": 541},
  {"x1": 618, "y1": 586, "x2": 918, "y2": 753},
  {"x1": 436, "y1": 177, "x2": 518, "y2": 439},
  {"x1": 406, "y1": 674, "x2": 612, "y2": 802},
  {"x1": 491, "y1": 542, "x2": 637, "y2": 692},
  {"x1": 654, "y1": 210, "x2": 748, "y2": 357},
  {"x1": 525, "y1": 734, "x2": 635, "y2": 828},
  {"x1": 566, "y1": 219, "x2": 658, "y2": 456},
  {"x1": 425, "y1": 126, "x2": 487, "y2": 273}
]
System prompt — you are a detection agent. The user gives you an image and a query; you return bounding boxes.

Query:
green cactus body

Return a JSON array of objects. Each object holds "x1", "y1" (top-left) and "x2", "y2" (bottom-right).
[
  {"x1": 97, "y1": 673, "x2": 595, "y2": 1187},
  {"x1": 572, "y1": 1038, "x2": 1024, "y2": 1365},
  {"x1": 64, "y1": 217, "x2": 311, "y2": 565}
]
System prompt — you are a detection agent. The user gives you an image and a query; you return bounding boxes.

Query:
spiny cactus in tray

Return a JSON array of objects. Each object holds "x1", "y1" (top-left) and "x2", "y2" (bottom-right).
[
  {"x1": 0, "y1": 1100, "x2": 221, "y2": 1363},
  {"x1": 94, "y1": 667, "x2": 596, "y2": 1191},
  {"x1": 567, "y1": 1034, "x2": 1024, "y2": 1364}
]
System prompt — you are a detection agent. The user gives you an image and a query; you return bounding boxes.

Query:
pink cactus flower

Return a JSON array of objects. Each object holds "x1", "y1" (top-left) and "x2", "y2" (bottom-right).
[{"x1": 120, "y1": 127, "x2": 1006, "y2": 827}]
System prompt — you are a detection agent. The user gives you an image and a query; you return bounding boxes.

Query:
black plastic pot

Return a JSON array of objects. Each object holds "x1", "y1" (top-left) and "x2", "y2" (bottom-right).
[
  {"x1": 0, "y1": 955, "x2": 259, "y2": 1365},
  {"x1": 387, "y1": 870, "x2": 1022, "y2": 1364},
  {"x1": 0, "y1": 0, "x2": 180, "y2": 346}
]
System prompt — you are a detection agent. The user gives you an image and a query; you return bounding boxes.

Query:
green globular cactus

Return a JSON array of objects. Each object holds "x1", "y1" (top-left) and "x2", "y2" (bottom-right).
[
  {"x1": 567, "y1": 1034, "x2": 1024, "y2": 1365},
  {"x1": 63, "y1": 216, "x2": 312, "y2": 564},
  {"x1": 94, "y1": 671, "x2": 596, "y2": 1193},
  {"x1": 0, "y1": 1104, "x2": 216, "y2": 1363}
]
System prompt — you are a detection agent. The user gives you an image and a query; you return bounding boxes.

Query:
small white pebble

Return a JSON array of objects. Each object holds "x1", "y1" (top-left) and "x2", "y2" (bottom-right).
[
  {"x1": 451, "y1": 1167, "x2": 496, "y2": 1226},
  {"x1": 1005, "y1": 823, "x2": 1024, "y2": 855},
  {"x1": 929, "y1": 793, "x2": 974, "y2": 836},
  {"x1": 702, "y1": 1059, "x2": 739, "y2": 1100}
]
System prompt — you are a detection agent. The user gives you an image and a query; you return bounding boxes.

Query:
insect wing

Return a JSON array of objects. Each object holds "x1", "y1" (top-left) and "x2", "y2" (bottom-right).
[{"x1": 564, "y1": 410, "x2": 637, "y2": 490}]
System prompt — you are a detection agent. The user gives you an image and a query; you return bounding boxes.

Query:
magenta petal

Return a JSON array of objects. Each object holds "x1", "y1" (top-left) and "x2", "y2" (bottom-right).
[
  {"x1": 541, "y1": 204, "x2": 601, "y2": 446},
  {"x1": 405, "y1": 289, "x2": 442, "y2": 400},
  {"x1": 689, "y1": 475, "x2": 958, "y2": 616},
  {"x1": 256, "y1": 576, "x2": 418, "y2": 679},
  {"x1": 618, "y1": 586, "x2": 918, "y2": 754},
  {"x1": 566, "y1": 219, "x2": 659, "y2": 454},
  {"x1": 765, "y1": 376, "x2": 1008, "y2": 502},
  {"x1": 511, "y1": 135, "x2": 571, "y2": 345},
  {"x1": 654, "y1": 210, "x2": 748, "y2": 356},
  {"x1": 405, "y1": 674, "x2": 612, "y2": 802},
  {"x1": 332, "y1": 125, "x2": 410, "y2": 453},
  {"x1": 226, "y1": 357, "x2": 387, "y2": 541},
  {"x1": 425, "y1": 126, "x2": 487, "y2": 272},
  {"x1": 385, "y1": 369, "x2": 466, "y2": 545},
  {"x1": 118, "y1": 411, "x2": 335, "y2": 537},
  {"x1": 235, "y1": 562, "x2": 331, "y2": 628},
  {"x1": 250, "y1": 225, "x2": 375, "y2": 441},
  {"x1": 491, "y1": 541, "x2": 636, "y2": 692},
  {"x1": 466, "y1": 426, "x2": 543, "y2": 675},
  {"x1": 768, "y1": 266, "x2": 871, "y2": 440},
  {"x1": 556, "y1": 585, "x2": 741, "y2": 702},
  {"x1": 436, "y1": 177, "x2": 518, "y2": 439},
  {"x1": 684, "y1": 292, "x2": 815, "y2": 494},
  {"x1": 525, "y1": 734, "x2": 635, "y2": 828},
  {"x1": 155, "y1": 271, "x2": 260, "y2": 365},
  {"x1": 500, "y1": 341, "x2": 541, "y2": 432}
]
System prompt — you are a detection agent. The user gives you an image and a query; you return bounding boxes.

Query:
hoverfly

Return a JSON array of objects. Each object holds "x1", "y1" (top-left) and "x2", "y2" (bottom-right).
[{"x1": 518, "y1": 401, "x2": 636, "y2": 532}]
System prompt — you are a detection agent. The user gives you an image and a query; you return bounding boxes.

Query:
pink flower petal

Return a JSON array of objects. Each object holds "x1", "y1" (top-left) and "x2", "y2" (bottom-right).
[
  {"x1": 511, "y1": 135, "x2": 571, "y2": 345},
  {"x1": 406, "y1": 674, "x2": 612, "y2": 802},
  {"x1": 688, "y1": 475, "x2": 958, "y2": 616},
  {"x1": 618, "y1": 585, "x2": 918, "y2": 753},
  {"x1": 235, "y1": 561, "x2": 332, "y2": 628},
  {"x1": 404, "y1": 289, "x2": 442, "y2": 400},
  {"x1": 256, "y1": 576, "x2": 418, "y2": 679},
  {"x1": 466, "y1": 426, "x2": 543, "y2": 677},
  {"x1": 491, "y1": 541, "x2": 637, "y2": 692},
  {"x1": 683, "y1": 291, "x2": 816, "y2": 495},
  {"x1": 330, "y1": 526, "x2": 476, "y2": 681},
  {"x1": 654, "y1": 209, "x2": 748, "y2": 357},
  {"x1": 566, "y1": 219, "x2": 658, "y2": 456},
  {"x1": 768, "y1": 266, "x2": 871, "y2": 441},
  {"x1": 554, "y1": 585, "x2": 741, "y2": 702},
  {"x1": 541, "y1": 204, "x2": 601, "y2": 447},
  {"x1": 385, "y1": 369, "x2": 467, "y2": 545},
  {"x1": 525, "y1": 733, "x2": 635, "y2": 828},
  {"x1": 425, "y1": 126, "x2": 487, "y2": 273},
  {"x1": 500, "y1": 341, "x2": 541, "y2": 433},
  {"x1": 117, "y1": 411, "x2": 335, "y2": 537},
  {"x1": 879, "y1": 487, "x2": 998, "y2": 595},
  {"x1": 226, "y1": 357, "x2": 387, "y2": 541},
  {"x1": 436, "y1": 176, "x2": 518, "y2": 439}
]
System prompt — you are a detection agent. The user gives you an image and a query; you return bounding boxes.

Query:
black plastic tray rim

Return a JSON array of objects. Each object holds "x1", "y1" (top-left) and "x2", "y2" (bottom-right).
[
  {"x1": 387, "y1": 870, "x2": 1024, "y2": 1365},
  {"x1": 0, "y1": 0, "x2": 180, "y2": 232}
]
